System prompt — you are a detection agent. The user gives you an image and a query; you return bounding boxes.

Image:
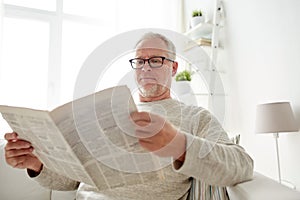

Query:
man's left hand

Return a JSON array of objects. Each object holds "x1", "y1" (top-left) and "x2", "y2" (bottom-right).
[{"x1": 130, "y1": 111, "x2": 186, "y2": 162}]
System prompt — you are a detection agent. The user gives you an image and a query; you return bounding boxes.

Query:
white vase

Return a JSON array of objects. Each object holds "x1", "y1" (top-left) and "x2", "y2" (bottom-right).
[
  {"x1": 172, "y1": 81, "x2": 191, "y2": 95},
  {"x1": 190, "y1": 16, "x2": 205, "y2": 28}
]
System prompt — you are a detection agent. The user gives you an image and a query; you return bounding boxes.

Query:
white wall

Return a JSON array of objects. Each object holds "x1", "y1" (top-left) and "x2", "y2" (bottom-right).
[
  {"x1": 224, "y1": 0, "x2": 300, "y2": 190},
  {"x1": 185, "y1": 0, "x2": 300, "y2": 191}
]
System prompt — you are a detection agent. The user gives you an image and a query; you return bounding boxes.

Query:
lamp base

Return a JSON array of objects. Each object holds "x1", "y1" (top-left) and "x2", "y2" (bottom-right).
[
  {"x1": 273, "y1": 132, "x2": 281, "y2": 184},
  {"x1": 282, "y1": 180, "x2": 297, "y2": 190},
  {"x1": 272, "y1": 133, "x2": 297, "y2": 190}
]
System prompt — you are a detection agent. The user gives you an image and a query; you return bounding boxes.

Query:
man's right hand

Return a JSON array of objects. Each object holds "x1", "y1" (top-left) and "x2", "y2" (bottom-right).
[{"x1": 4, "y1": 132, "x2": 43, "y2": 173}]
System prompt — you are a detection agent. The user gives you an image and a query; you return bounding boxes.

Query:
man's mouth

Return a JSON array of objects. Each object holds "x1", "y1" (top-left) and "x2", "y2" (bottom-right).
[{"x1": 139, "y1": 77, "x2": 156, "y2": 84}]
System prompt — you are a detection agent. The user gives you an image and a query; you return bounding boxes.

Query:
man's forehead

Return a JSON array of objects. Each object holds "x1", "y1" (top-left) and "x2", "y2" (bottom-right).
[
  {"x1": 136, "y1": 38, "x2": 167, "y2": 50},
  {"x1": 135, "y1": 48, "x2": 169, "y2": 57},
  {"x1": 135, "y1": 38, "x2": 170, "y2": 57}
]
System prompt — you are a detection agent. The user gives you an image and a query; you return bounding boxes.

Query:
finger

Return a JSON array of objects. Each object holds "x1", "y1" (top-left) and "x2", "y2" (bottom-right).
[
  {"x1": 5, "y1": 140, "x2": 32, "y2": 151},
  {"x1": 136, "y1": 130, "x2": 155, "y2": 139},
  {"x1": 134, "y1": 120, "x2": 151, "y2": 127},
  {"x1": 131, "y1": 112, "x2": 165, "y2": 128},
  {"x1": 6, "y1": 155, "x2": 27, "y2": 168},
  {"x1": 135, "y1": 124, "x2": 162, "y2": 138},
  {"x1": 135, "y1": 120, "x2": 165, "y2": 135},
  {"x1": 5, "y1": 147, "x2": 33, "y2": 158},
  {"x1": 130, "y1": 112, "x2": 151, "y2": 122},
  {"x1": 4, "y1": 132, "x2": 18, "y2": 141}
]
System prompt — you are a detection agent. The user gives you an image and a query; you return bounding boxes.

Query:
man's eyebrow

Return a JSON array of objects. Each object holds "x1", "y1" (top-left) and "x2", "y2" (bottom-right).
[{"x1": 135, "y1": 55, "x2": 162, "y2": 58}]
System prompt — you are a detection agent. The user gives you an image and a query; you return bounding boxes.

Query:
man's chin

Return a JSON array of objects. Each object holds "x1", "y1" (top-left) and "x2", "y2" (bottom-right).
[
  {"x1": 140, "y1": 84, "x2": 155, "y2": 90},
  {"x1": 138, "y1": 85, "x2": 158, "y2": 97}
]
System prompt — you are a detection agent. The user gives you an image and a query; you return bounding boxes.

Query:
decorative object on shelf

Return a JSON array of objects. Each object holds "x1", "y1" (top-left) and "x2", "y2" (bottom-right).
[
  {"x1": 173, "y1": 70, "x2": 192, "y2": 95},
  {"x1": 190, "y1": 9, "x2": 205, "y2": 28},
  {"x1": 175, "y1": 70, "x2": 192, "y2": 81},
  {"x1": 195, "y1": 37, "x2": 211, "y2": 46},
  {"x1": 255, "y1": 102, "x2": 299, "y2": 187}
]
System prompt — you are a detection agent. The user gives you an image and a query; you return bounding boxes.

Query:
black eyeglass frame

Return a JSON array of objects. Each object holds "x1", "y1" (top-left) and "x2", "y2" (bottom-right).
[{"x1": 129, "y1": 56, "x2": 174, "y2": 69}]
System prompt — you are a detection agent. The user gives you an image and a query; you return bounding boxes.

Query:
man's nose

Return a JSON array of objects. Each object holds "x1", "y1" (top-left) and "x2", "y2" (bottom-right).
[{"x1": 142, "y1": 61, "x2": 152, "y2": 71}]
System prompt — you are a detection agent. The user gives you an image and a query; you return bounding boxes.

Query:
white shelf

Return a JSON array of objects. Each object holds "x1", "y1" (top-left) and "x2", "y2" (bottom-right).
[
  {"x1": 182, "y1": 0, "x2": 225, "y2": 117},
  {"x1": 184, "y1": 23, "x2": 213, "y2": 40}
]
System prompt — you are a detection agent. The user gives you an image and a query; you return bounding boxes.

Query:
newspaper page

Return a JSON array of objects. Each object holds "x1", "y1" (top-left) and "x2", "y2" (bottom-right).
[
  {"x1": 0, "y1": 85, "x2": 166, "y2": 190},
  {"x1": 50, "y1": 85, "x2": 165, "y2": 189},
  {"x1": 0, "y1": 105, "x2": 95, "y2": 187}
]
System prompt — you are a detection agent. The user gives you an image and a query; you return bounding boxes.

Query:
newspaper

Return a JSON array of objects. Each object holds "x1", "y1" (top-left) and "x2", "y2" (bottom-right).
[{"x1": 0, "y1": 85, "x2": 165, "y2": 190}]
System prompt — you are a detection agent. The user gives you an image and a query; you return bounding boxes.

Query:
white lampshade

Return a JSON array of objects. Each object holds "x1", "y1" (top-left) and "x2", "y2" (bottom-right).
[{"x1": 255, "y1": 102, "x2": 299, "y2": 133}]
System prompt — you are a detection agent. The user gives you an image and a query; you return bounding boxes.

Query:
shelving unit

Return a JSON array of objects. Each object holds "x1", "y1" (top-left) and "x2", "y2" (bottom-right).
[
  {"x1": 183, "y1": 0, "x2": 225, "y2": 122},
  {"x1": 184, "y1": 22, "x2": 213, "y2": 40}
]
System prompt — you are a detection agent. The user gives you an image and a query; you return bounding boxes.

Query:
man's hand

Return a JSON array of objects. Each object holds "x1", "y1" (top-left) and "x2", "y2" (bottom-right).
[
  {"x1": 4, "y1": 132, "x2": 43, "y2": 173},
  {"x1": 130, "y1": 111, "x2": 186, "y2": 162}
]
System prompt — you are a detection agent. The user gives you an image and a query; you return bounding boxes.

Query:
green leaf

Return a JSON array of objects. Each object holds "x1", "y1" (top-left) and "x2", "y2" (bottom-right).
[{"x1": 175, "y1": 70, "x2": 192, "y2": 81}]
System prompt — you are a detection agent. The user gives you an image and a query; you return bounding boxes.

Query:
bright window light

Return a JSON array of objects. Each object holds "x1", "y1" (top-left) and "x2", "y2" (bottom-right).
[
  {"x1": 0, "y1": 1, "x2": 208, "y2": 105},
  {"x1": 0, "y1": 17, "x2": 49, "y2": 109},
  {"x1": 116, "y1": 0, "x2": 178, "y2": 32},
  {"x1": 61, "y1": 20, "x2": 115, "y2": 102},
  {"x1": 3, "y1": 0, "x2": 56, "y2": 11},
  {"x1": 63, "y1": 0, "x2": 117, "y2": 19}
]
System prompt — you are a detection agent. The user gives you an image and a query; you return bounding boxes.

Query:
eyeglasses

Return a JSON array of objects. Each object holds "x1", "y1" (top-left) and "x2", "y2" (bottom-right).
[{"x1": 129, "y1": 56, "x2": 174, "y2": 69}]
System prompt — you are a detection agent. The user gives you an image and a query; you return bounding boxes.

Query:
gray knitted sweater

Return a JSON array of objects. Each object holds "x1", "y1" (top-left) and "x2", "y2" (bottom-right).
[{"x1": 32, "y1": 99, "x2": 253, "y2": 200}]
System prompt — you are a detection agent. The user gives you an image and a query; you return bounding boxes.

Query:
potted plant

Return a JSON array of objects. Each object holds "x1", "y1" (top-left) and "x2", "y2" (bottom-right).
[
  {"x1": 190, "y1": 9, "x2": 205, "y2": 28},
  {"x1": 173, "y1": 70, "x2": 193, "y2": 95},
  {"x1": 175, "y1": 70, "x2": 192, "y2": 81}
]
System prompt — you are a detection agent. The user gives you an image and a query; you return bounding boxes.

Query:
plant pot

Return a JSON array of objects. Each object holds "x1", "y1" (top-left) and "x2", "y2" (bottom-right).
[
  {"x1": 172, "y1": 81, "x2": 192, "y2": 95},
  {"x1": 190, "y1": 16, "x2": 205, "y2": 28}
]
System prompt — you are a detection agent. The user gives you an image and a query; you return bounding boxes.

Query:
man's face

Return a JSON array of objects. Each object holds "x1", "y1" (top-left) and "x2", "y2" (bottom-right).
[{"x1": 134, "y1": 38, "x2": 177, "y2": 100}]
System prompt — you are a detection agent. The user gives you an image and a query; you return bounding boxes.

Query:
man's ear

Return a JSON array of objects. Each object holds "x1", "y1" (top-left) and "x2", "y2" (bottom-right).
[{"x1": 172, "y1": 61, "x2": 178, "y2": 77}]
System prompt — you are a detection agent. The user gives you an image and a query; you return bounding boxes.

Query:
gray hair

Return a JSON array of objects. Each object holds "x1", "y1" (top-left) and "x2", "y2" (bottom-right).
[{"x1": 135, "y1": 32, "x2": 176, "y2": 60}]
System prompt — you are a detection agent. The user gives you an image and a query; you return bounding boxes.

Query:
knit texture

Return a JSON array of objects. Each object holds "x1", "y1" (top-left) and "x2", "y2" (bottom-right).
[{"x1": 33, "y1": 99, "x2": 253, "y2": 200}]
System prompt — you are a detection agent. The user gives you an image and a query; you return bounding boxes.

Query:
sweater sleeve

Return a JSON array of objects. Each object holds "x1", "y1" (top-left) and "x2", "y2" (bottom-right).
[
  {"x1": 173, "y1": 109, "x2": 254, "y2": 187},
  {"x1": 29, "y1": 167, "x2": 80, "y2": 191}
]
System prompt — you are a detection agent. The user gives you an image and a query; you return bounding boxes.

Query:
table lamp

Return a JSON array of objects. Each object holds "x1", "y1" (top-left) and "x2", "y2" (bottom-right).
[{"x1": 255, "y1": 102, "x2": 299, "y2": 184}]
